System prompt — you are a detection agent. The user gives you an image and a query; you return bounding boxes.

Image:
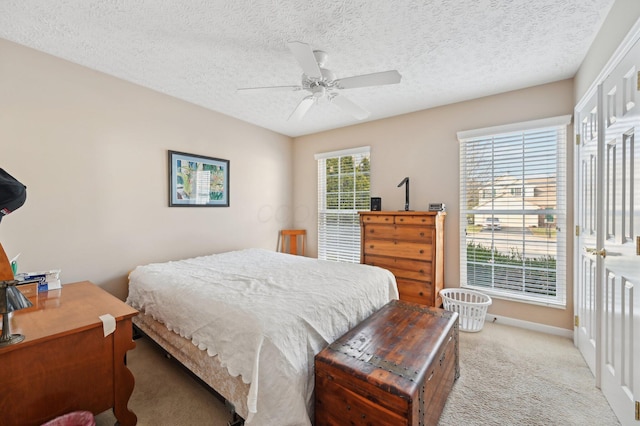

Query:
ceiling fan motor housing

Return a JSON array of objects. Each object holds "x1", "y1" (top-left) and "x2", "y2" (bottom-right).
[
  {"x1": 302, "y1": 68, "x2": 337, "y2": 101},
  {"x1": 302, "y1": 67, "x2": 336, "y2": 86}
]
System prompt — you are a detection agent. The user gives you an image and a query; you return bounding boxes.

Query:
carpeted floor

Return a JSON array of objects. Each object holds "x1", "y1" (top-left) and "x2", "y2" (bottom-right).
[
  {"x1": 438, "y1": 322, "x2": 619, "y2": 425},
  {"x1": 95, "y1": 321, "x2": 620, "y2": 425}
]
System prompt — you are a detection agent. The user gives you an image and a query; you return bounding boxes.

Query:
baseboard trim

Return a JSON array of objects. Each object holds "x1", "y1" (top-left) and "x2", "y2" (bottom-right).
[{"x1": 485, "y1": 314, "x2": 573, "y2": 339}]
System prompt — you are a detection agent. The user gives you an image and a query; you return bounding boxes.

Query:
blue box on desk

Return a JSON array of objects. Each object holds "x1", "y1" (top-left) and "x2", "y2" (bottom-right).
[{"x1": 15, "y1": 270, "x2": 61, "y2": 292}]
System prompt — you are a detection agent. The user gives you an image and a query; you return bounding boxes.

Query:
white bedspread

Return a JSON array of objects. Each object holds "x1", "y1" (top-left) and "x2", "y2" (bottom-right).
[{"x1": 126, "y1": 248, "x2": 398, "y2": 425}]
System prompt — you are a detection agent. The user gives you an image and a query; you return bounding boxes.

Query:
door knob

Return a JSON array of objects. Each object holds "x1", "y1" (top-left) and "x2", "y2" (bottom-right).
[{"x1": 585, "y1": 247, "x2": 607, "y2": 258}]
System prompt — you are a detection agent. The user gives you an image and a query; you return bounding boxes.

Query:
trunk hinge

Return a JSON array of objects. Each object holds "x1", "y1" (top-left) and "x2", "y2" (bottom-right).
[
  {"x1": 576, "y1": 134, "x2": 581, "y2": 145},
  {"x1": 574, "y1": 315, "x2": 579, "y2": 327},
  {"x1": 635, "y1": 400, "x2": 640, "y2": 420},
  {"x1": 576, "y1": 226, "x2": 580, "y2": 237}
]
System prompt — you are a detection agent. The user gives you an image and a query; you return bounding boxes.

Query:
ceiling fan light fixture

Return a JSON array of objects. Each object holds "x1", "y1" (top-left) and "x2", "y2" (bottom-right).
[
  {"x1": 313, "y1": 50, "x2": 328, "y2": 67},
  {"x1": 239, "y1": 41, "x2": 401, "y2": 121},
  {"x1": 320, "y1": 68, "x2": 336, "y2": 82}
]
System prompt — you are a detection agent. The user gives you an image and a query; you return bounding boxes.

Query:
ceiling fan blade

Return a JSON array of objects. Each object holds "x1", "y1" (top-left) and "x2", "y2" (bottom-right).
[
  {"x1": 288, "y1": 96, "x2": 315, "y2": 121},
  {"x1": 237, "y1": 85, "x2": 302, "y2": 93},
  {"x1": 288, "y1": 41, "x2": 322, "y2": 79},
  {"x1": 334, "y1": 70, "x2": 402, "y2": 90},
  {"x1": 332, "y1": 95, "x2": 370, "y2": 120}
]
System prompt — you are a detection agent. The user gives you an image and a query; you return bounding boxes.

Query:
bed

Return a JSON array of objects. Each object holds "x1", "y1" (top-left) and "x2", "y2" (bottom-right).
[{"x1": 126, "y1": 248, "x2": 398, "y2": 425}]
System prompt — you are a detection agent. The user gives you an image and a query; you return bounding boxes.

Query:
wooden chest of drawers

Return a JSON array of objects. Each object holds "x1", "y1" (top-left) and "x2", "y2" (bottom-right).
[
  {"x1": 360, "y1": 211, "x2": 446, "y2": 307},
  {"x1": 315, "y1": 300, "x2": 459, "y2": 426}
]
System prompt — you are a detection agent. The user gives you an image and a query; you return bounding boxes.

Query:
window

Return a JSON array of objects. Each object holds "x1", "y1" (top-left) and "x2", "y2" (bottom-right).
[
  {"x1": 315, "y1": 147, "x2": 370, "y2": 263},
  {"x1": 457, "y1": 115, "x2": 570, "y2": 306}
]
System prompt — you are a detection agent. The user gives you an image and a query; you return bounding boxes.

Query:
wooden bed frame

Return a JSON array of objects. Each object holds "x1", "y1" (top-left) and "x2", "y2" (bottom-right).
[{"x1": 132, "y1": 312, "x2": 250, "y2": 421}]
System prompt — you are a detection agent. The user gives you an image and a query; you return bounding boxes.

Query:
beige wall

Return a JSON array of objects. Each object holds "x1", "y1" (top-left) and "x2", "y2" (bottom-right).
[
  {"x1": 293, "y1": 79, "x2": 576, "y2": 330},
  {"x1": 2, "y1": 0, "x2": 638, "y2": 329},
  {"x1": 575, "y1": 0, "x2": 640, "y2": 103},
  {"x1": 0, "y1": 39, "x2": 293, "y2": 300},
  {"x1": 292, "y1": 0, "x2": 640, "y2": 332}
]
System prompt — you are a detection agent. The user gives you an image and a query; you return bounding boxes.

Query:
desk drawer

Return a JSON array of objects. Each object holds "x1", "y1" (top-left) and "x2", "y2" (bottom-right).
[
  {"x1": 361, "y1": 214, "x2": 394, "y2": 224},
  {"x1": 364, "y1": 255, "x2": 432, "y2": 280},
  {"x1": 395, "y1": 215, "x2": 435, "y2": 226},
  {"x1": 363, "y1": 240, "x2": 432, "y2": 261},
  {"x1": 364, "y1": 224, "x2": 434, "y2": 242},
  {"x1": 396, "y1": 278, "x2": 432, "y2": 304}
]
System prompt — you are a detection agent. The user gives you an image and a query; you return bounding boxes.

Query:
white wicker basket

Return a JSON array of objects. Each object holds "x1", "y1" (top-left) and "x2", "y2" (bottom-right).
[{"x1": 440, "y1": 288, "x2": 492, "y2": 332}]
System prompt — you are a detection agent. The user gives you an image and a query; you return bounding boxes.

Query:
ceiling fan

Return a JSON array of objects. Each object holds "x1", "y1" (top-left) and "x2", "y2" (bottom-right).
[{"x1": 237, "y1": 41, "x2": 402, "y2": 121}]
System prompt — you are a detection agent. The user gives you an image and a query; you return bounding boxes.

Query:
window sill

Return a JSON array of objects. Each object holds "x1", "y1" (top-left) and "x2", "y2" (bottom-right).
[{"x1": 462, "y1": 285, "x2": 567, "y2": 309}]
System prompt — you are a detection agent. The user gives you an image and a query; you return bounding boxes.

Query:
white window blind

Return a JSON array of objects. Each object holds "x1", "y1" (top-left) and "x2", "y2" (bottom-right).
[
  {"x1": 457, "y1": 116, "x2": 569, "y2": 306},
  {"x1": 315, "y1": 146, "x2": 370, "y2": 263}
]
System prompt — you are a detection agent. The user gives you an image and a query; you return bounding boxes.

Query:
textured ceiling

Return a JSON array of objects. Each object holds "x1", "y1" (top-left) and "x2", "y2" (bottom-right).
[{"x1": 0, "y1": 0, "x2": 615, "y2": 137}]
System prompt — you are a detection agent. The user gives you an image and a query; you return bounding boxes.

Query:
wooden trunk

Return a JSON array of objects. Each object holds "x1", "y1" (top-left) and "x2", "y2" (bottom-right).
[{"x1": 315, "y1": 300, "x2": 459, "y2": 426}]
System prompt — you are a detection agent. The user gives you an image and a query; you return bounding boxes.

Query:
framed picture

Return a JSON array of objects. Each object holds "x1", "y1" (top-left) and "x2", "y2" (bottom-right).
[{"x1": 168, "y1": 150, "x2": 229, "y2": 207}]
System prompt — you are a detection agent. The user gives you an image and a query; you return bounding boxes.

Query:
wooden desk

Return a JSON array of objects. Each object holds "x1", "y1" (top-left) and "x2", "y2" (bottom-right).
[{"x1": 0, "y1": 281, "x2": 138, "y2": 425}]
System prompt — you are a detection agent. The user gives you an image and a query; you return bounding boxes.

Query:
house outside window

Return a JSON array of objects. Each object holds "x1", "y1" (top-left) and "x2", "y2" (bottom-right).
[
  {"x1": 315, "y1": 146, "x2": 370, "y2": 263},
  {"x1": 457, "y1": 116, "x2": 570, "y2": 306}
]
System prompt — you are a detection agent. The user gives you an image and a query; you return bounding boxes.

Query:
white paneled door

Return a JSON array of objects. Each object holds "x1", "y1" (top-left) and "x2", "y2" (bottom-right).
[
  {"x1": 576, "y1": 37, "x2": 640, "y2": 426},
  {"x1": 576, "y1": 88, "x2": 600, "y2": 379},
  {"x1": 600, "y1": 37, "x2": 640, "y2": 426}
]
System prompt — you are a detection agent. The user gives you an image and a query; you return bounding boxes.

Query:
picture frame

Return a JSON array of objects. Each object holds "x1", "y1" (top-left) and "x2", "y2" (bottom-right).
[{"x1": 168, "y1": 150, "x2": 229, "y2": 207}]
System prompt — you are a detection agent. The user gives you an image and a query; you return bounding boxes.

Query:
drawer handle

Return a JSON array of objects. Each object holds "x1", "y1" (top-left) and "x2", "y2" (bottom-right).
[
  {"x1": 385, "y1": 218, "x2": 390, "y2": 222},
  {"x1": 419, "y1": 269, "x2": 425, "y2": 274},
  {"x1": 369, "y1": 245, "x2": 375, "y2": 249},
  {"x1": 419, "y1": 292, "x2": 424, "y2": 296},
  {"x1": 420, "y1": 232, "x2": 425, "y2": 237},
  {"x1": 398, "y1": 218, "x2": 404, "y2": 222},
  {"x1": 419, "y1": 249, "x2": 424, "y2": 254}
]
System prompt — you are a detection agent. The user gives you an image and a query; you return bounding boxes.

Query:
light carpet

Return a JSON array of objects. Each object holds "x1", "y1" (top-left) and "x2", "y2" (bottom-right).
[{"x1": 95, "y1": 321, "x2": 619, "y2": 425}]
